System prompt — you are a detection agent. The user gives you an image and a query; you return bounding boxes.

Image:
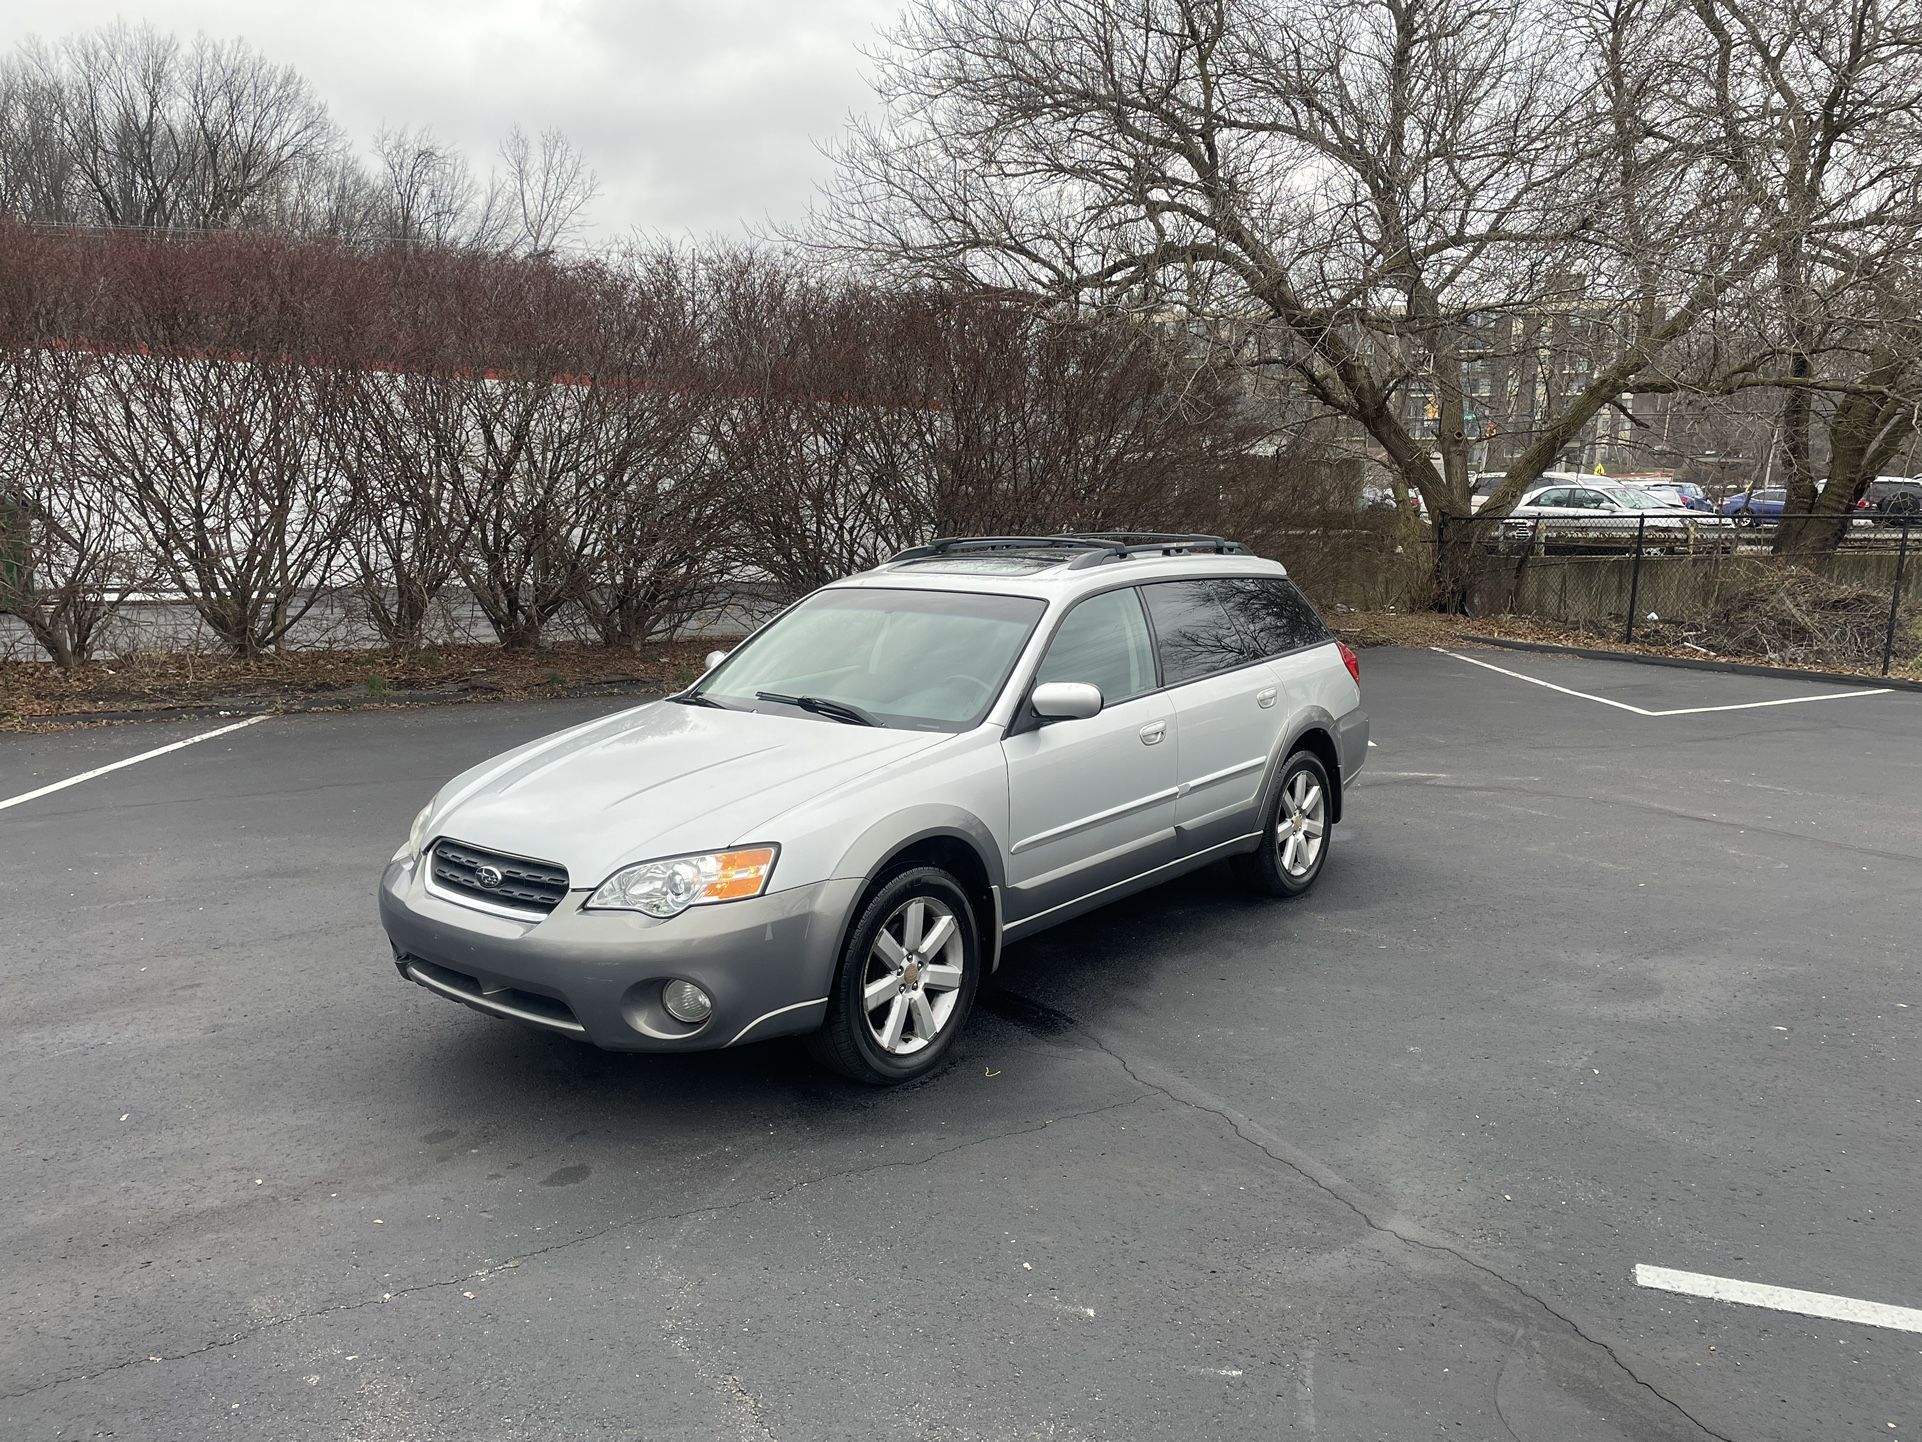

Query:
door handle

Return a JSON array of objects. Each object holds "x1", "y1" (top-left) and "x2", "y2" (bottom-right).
[
  {"x1": 1256, "y1": 687, "x2": 1278, "y2": 709},
  {"x1": 1138, "y1": 721, "x2": 1166, "y2": 746}
]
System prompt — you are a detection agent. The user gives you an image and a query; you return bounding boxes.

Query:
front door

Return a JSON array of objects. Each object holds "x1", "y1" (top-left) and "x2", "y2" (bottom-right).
[{"x1": 1001, "y1": 586, "x2": 1176, "y2": 929}]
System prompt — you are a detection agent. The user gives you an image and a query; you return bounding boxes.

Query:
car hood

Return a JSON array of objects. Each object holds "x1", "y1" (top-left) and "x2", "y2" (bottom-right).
[{"x1": 426, "y1": 701, "x2": 946, "y2": 886}]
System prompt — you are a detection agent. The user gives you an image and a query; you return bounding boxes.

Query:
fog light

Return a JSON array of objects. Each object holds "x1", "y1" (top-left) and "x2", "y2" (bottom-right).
[{"x1": 661, "y1": 980, "x2": 713, "y2": 1025}]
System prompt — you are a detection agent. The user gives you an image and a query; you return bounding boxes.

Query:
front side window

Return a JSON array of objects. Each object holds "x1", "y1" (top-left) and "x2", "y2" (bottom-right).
[
  {"x1": 1141, "y1": 581, "x2": 1265, "y2": 684},
  {"x1": 1033, "y1": 587, "x2": 1156, "y2": 702},
  {"x1": 697, "y1": 587, "x2": 1045, "y2": 731}
]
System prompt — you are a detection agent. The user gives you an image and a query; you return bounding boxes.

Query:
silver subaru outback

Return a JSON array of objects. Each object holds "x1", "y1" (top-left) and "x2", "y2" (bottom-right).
[{"x1": 378, "y1": 534, "x2": 1368, "y2": 1084}]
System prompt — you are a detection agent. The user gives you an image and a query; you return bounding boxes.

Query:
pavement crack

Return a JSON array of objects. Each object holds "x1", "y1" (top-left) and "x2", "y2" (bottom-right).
[
  {"x1": 1491, "y1": 1328, "x2": 1525, "y2": 1442},
  {"x1": 1014, "y1": 998, "x2": 1737, "y2": 1442},
  {"x1": 0, "y1": 1091, "x2": 1150, "y2": 1406}
]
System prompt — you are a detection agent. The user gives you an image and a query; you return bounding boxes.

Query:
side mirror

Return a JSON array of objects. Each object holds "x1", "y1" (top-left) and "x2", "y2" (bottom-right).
[
  {"x1": 703, "y1": 649, "x2": 730, "y2": 672},
  {"x1": 1030, "y1": 681, "x2": 1104, "y2": 721}
]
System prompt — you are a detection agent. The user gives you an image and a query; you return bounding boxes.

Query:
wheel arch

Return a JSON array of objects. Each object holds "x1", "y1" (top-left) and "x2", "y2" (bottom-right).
[
  {"x1": 1262, "y1": 717, "x2": 1343, "y2": 826},
  {"x1": 834, "y1": 810, "x2": 1005, "y2": 972}
]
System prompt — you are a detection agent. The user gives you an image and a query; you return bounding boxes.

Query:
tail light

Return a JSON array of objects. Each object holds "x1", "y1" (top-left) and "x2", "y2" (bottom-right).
[
  {"x1": 1857, "y1": 498, "x2": 1870, "y2": 509},
  {"x1": 1337, "y1": 640, "x2": 1361, "y2": 686}
]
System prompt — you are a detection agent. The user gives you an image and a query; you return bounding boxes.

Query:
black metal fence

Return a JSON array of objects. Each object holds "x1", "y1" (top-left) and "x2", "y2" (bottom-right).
[{"x1": 1434, "y1": 511, "x2": 1919, "y2": 675}]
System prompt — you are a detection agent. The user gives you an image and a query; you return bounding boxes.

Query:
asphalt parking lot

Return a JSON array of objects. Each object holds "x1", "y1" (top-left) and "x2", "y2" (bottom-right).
[{"x1": 3, "y1": 646, "x2": 1918, "y2": 1441}]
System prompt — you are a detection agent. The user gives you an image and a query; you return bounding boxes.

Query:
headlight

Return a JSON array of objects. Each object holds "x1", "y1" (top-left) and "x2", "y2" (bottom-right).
[
  {"x1": 586, "y1": 846, "x2": 778, "y2": 917},
  {"x1": 393, "y1": 794, "x2": 439, "y2": 863}
]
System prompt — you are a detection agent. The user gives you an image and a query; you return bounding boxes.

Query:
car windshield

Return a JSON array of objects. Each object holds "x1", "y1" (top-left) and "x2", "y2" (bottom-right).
[
  {"x1": 1601, "y1": 487, "x2": 1666, "y2": 510},
  {"x1": 693, "y1": 586, "x2": 1046, "y2": 732}
]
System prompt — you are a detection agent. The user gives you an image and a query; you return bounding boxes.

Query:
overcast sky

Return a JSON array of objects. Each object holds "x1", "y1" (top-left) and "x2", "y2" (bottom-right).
[{"x1": 4, "y1": 0, "x2": 906, "y2": 240}]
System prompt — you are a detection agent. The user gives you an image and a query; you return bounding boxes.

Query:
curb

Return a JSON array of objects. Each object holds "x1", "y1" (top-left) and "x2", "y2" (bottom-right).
[
  {"x1": 1460, "y1": 635, "x2": 1922, "y2": 693},
  {"x1": 4, "y1": 679, "x2": 666, "y2": 731}
]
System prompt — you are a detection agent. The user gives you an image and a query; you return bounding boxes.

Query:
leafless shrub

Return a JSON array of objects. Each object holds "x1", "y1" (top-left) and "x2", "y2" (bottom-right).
[
  {"x1": 342, "y1": 368, "x2": 470, "y2": 649},
  {"x1": 73, "y1": 350, "x2": 359, "y2": 655},
  {"x1": 0, "y1": 347, "x2": 154, "y2": 665},
  {"x1": 705, "y1": 256, "x2": 1274, "y2": 596},
  {"x1": 1705, "y1": 564, "x2": 1916, "y2": 668}
]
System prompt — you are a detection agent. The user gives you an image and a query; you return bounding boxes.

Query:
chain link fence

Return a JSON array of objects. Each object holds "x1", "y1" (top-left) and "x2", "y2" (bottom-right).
[{"x1": 1433, "y1": 511, "x2": 1921, "y2": 676}]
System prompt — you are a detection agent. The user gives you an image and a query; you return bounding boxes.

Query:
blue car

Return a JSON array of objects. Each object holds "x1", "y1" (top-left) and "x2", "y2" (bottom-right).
[
  {"x1": 1647, "y1": 481, "x2": 1713, "y2": 512},
  {"x1": 1719, "y1": 487, "x2": 1787, "y2": 524}
]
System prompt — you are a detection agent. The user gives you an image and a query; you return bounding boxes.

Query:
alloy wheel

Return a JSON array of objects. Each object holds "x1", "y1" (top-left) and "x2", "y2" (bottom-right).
[
  {"x1": 1276, "y1": 768, "x2": 1327, "y2": 879},
  {"x1": 861, "y1": 896, "x2": 966, "y2": 1055}
]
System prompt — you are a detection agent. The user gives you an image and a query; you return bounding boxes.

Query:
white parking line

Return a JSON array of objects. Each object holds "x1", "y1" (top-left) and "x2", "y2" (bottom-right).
[
  {"x1": 1433, "y1": 648, "x2": 1892, "y2": 716},
  {"x1": 0, "y1": 715, "x2": 269, "y2": 813},
  {"x1": 1635, "y1": 1264, "x2": 1922, "y2": 1334}
]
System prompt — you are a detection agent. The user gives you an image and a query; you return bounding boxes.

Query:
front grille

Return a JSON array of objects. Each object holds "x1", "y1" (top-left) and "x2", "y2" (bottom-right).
[{"x1": 430, "y1": 839, "x2": 570, "y2": 914}]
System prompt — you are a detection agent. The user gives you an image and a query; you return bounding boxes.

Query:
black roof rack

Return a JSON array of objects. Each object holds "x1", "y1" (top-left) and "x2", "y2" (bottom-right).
[{"x1": 885, "y1": 533, "x2": 1248, "y2": 570}]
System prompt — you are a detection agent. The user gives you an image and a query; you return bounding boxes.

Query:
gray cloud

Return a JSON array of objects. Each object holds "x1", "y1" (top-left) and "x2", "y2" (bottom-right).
[{"x1": 6, "y1": 0, "x2": 904, "y2": 237}]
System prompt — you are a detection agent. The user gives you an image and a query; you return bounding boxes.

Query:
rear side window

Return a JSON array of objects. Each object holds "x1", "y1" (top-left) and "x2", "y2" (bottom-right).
[
  {"x1": 1216, "y1": 578, "x2": 1330, "y2": 656},
  {"x1": 1141, "y1": 581, "x2": 1265, "y2": 683},
  {"x1": 1034, "y1": 587, "x2": 1156, "y2": 702}
]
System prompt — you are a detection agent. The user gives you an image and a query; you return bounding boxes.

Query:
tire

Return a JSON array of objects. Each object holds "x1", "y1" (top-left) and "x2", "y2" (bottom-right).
[
  {"x1": 806, "y1": 866, "x2": 981, "y2": 1085},
  {"x1": 1233, "y1": 749, "x2": 1334, "y2": 899}
]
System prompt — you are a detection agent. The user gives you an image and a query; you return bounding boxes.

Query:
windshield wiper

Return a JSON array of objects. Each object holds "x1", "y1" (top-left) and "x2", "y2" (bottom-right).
[
  {"x1": 754, "y1": 691, "x2": 879, "y2": 727},
  {"x1": 667, "y1": 690, "x2": 732, "y2": 709}
]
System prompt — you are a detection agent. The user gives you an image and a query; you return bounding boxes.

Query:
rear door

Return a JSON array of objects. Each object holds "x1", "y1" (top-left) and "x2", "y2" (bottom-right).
[
  {"x1": 1223, "y1": 573, "x2": 1350, "y2": 771},
  {"x1": 1000, "y1": 586, "x2": 1177, "y2": 927},
  {"x1": 1140, "y1": 580, "x2": 1282, "y2": 853}
]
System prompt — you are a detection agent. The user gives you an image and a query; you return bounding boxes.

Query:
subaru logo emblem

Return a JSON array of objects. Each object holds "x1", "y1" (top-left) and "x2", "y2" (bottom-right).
[{"x1": 474, "y1": 864, "x2": 503, "y2": 889}]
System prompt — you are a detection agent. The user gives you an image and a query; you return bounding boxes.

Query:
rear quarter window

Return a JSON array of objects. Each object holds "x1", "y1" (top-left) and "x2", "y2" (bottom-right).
[{"x1": 1217, "y1": 577, "x2": 1331, "y2": 656}]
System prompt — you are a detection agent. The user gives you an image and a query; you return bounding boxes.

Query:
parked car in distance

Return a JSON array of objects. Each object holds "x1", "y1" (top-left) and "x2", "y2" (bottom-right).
[
  {"x1": 1719, "y1": 487, "x2": 1788, "y2": 524},
  {"x1": 1360, "y1": 482, "x2": 1426, "y2": 518},
  {"x1": 1865, "y1": 476, "x2": 1922, "y2": 525},
  {"x1": 1506, "y1": 480, "x2": 1705, "y2": 526},
  {"x1": 1619, "y1": 478, "x2": 1712, "y2": 511},
  {"x1": 378, "y1": 534, "x2": 1369, "y2": 1084},
  {"x1": 1469, "y1": 470, "x2": 1698, "y2": 512}
]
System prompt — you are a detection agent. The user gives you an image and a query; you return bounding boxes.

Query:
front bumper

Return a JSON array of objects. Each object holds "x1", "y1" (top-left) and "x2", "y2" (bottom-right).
[{"x1": 377, "y1": 857, "x2": 860, "y2": 1051}]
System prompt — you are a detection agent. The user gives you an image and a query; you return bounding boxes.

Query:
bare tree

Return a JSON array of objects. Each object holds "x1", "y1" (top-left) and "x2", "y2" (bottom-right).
[
  {"x1": 809, "y1": 0, "x2": 1813, "y2": 569},
  {"x1": 3, "y1": 23, "x2": 349, "y2": 232},
  {"x1": 1654, "y1": 0, "x2": 1922, "y2": 553},
  {"x1": 0, "y1": 60, "x2": 82, "y2": 222},
  {"x1": 497, "y1": 125, "x2": 599, "y2": 257},
  {"x1": 372, "y1": 124, "x2": 511, "y2": 249}
]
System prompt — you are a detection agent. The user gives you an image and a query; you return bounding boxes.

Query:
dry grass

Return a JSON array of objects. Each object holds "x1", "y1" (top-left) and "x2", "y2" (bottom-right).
[
  {"x1": 1700, "y1": 566, "x2": 1918, "y2": 671},
  {"x1": 0, "y1": 639, "x2": 740, "y2": 730}
]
